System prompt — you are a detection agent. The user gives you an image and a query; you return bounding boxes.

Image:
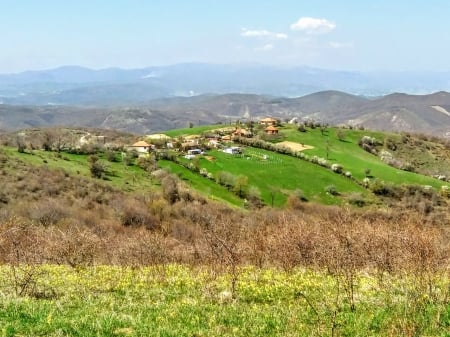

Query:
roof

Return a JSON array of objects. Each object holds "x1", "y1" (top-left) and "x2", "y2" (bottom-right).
[
  {"x1": 131, "y1": 140, "x2": 150, "y2": 147},
  {"x1": 265, "y1": 126, "x2": 279, "y2": 131}
]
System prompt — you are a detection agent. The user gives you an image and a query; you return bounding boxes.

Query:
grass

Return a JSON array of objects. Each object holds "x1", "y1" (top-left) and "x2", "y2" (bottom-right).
[
  {"x1": 164, "y1": 124, "x2": 224, "y2": 138},
  {"x1": 282, "y1": 125, "x2": 446, "y2": 188},
  {"x1": 1, "y1": 147, "x2": 156, "y2": 193},
  {"x1": 158, "y1": 160, "x2": 244, "y2": 206},
  {"x1": 176, "y1": 148, "x2": 369, "y2": 206},
  {"x1": 0, "y1": 264, "x2": 448, "y2": 336}
]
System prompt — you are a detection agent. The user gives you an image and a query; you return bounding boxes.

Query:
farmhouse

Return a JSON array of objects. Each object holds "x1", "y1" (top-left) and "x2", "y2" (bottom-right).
[
  {"x1": 265, "y1": 125, "x2": 279, "y2": 135},
  {"x1": 128, "y1": 140, "x2": 152, "y2": 153},
  {"x1": 260, "y1": 117, "x2": 278, "y2": 126}
]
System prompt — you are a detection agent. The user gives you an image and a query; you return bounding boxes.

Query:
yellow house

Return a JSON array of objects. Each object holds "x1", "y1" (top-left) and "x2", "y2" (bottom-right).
[{"x1": 128, "y1": 140, "x2": 152, "y2": 153}]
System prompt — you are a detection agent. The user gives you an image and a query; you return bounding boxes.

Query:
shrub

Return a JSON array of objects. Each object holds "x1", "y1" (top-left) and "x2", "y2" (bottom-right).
[
  {"x1": 325, "y1": 185, "x2": 339, "y2": 195},
  {"x1": 331, "y1": 163, "x2": 343, "y2": 174},
  {"x1": 88, "y1": 155, "x2": 106, "y2": 179},
  {"x1": 347, "y1": 193, "x2": 367, "y2": 207}
]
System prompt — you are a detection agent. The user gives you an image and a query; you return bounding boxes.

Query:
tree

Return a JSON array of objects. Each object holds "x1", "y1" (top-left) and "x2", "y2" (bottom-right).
[
  {"x1": 88, "y1": 155, "x2": 105, "y2": 179},
  {"x1": 337, "y1": 129, "x2": 346, "y2": 141},
  {"x1": 16, "y1": 135, "x2": 26, "y2": 153},
  {"x1": 246, "y1": 186, "x2": 264, "y2": 209},
  {"x1": 233, "y1": 175, "x2": 249, "y2": 197}
]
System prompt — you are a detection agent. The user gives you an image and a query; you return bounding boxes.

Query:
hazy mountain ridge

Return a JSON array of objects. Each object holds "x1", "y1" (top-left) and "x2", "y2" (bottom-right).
[
  {"x1": 2, "y1": 64, "x2": 450, "y2": 106},
  {"x1": 1, "y1": 91, "x2": 450, "y2": 136}
]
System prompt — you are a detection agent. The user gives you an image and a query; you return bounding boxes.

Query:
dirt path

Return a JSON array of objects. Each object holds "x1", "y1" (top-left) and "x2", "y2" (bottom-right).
[{"x1": 276, "y1": 141, "x2": 314, "y2": 152}]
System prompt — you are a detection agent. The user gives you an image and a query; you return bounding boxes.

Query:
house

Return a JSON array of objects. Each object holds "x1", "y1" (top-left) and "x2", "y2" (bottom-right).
[
  {"x1": 181, "y1": 142, "x2": 199, "y2": 151},
  {"x1": 260, "y1": 117, "x2": 278, "y2": 126},
  {"x1": 265, "y1": 126, "x2": 279, "y2": 135},
  {"x1": 208, "y1": 139, "x2": 220, "y2": 148},
  {"x1": 128, "y1": 140, "x2": 152, "y2": 153},
  {"x1": 233, "y1": 128, "x2": 252, "y2": 137},
  {"x1": 223, "y1": 146, "x2": 242, "y2": 155}
]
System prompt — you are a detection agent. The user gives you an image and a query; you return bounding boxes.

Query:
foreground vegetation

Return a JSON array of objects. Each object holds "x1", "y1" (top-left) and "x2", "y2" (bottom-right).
[
  {"x1": 0, "y1": 265, "x2": 448, "y2": 336},
  {"x1": 0, "y1": 126, "x2": 449, "y2": 335}
]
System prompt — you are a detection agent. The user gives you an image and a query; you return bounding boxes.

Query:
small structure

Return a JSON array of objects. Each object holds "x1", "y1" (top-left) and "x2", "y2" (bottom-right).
[
  {"x1": 265, "y1": 125, "x2": 279, "y2": 135},
  {"x1": 221, "y1": 135, "x2": 232, "y2": 141},
  {"x1": 260, "y1": 117, "x2": 278, "y2": 126},
  {"x1": 208, "y1": 139, "x2": 220, "y2": 148},
  {"x1": 181, "y1": 142, "x2": 199, "y2": 151},
  {"x1": 187, "y1": 149, "x2": 203, "y2": 155},
  {"x1": 128, "y1": 140, "x2": 152, "y2": 153},
  {"x1": 223, "y1": 147, "x2": 242, "y2": 155},
  {"x1": 233, "y1": 128, "x2": 252, "y2": 137}
]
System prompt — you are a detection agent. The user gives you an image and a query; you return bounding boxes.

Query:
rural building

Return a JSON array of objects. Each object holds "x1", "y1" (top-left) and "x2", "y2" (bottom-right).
[
  {"x1": 181, "y1": 142, "x2": 199, "y2": 151},
  {"x1": 187, "y1": 149, "x2": 203, "y2": 155},
  {"x1": 128, "y1": 140, "x2": 152, "y2": 153},
  {"x1": 260, "y1": 117, "x2": 278, "y2": 126},
  {"x1": 208, "y1": 139, "x2": 220, "y2": 148},
  {"x1": 223, "y1": 147, "x2": 242, "y2": 155},
  {"x1": 265, "y1": 126, "x2": 279, "y2": 135},
  {"x1": 233, "y1": 128, "x2": 252, "y2": 137}
]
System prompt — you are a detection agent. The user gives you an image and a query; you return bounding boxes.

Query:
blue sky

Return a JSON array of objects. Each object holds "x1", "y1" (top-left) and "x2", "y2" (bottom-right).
[{"x1": 1, "y1": 0, "x2": 450, "y2": 73}]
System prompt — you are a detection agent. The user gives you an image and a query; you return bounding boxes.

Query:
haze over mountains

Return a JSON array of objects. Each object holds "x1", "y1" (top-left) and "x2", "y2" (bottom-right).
[
  {"x1": 2, "y1": 89, "x2": 450, "y2": 137},
  {"x1": 1, "y1": 64, "x2": 450, "y2": 136},
  {"x1": 2, "y1": 64, "x2": 450, "y2": 106}
]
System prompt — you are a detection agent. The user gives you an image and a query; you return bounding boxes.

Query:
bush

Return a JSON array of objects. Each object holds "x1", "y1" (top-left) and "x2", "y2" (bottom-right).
[
  {"x1": 325, "y1": 185, "x2": 339, "y2": 196},
  {"x1": 88, "y1": 155, "x2": 106, "y2": 179},
  {"x1": 331, "y1": 163, "x2": 343, "y2": 174},
  {"x1": 347, "y1": 193, "x2": 367, "y2": 207}
]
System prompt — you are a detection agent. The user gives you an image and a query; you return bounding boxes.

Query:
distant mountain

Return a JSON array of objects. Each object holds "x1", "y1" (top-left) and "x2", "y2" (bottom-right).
[
  {"x1": 1, "y1": 91, "x2": 450, "y2": 137},
  {"x1": 2, "y1": 64, "x2": 450, "y2": 106}
]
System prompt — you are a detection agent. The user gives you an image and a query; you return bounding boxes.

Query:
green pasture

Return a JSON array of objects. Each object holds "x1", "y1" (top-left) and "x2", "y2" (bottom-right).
[
  {"x1": 180, "y1": 148, "x2": 369, "y2": 206},
  {"x1": 281, "y1": 126, "x2": 446, "y2": 188},
  {"x1": 158, "y1": 160, "x2": 244, "y2": 206},
  {"x1": 0, "y1": 265, "x2": 448, "y2": 337}
]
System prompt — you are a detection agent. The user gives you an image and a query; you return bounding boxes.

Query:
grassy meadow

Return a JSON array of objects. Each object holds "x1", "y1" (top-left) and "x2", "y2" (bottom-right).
[{"x1": 0, "y1": 265, "x2": 448, "y2": 336}]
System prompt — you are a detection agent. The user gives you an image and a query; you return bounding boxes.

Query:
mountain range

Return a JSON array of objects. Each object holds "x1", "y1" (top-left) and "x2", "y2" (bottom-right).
[
  {"x1": 1, "y1": 91, "x2": 450, "y2": 137},
  {"x1": 2, "y1": 64, "x2": 450, "y2": 106}
]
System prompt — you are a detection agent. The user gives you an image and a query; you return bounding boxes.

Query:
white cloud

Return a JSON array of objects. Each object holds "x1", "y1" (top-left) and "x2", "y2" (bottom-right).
[
  {"x1": 329, "y1": 41, "x2": 353, "y2": 49},
  {"x1": 255, "y1": 43, "x2": 274, "y2": 52},
  {"x1": 241, "y1": 28, "x2": 288, "y2": 40},
  {"x1": 290, "y1": 17, "x2": 336, "y2": 34}
]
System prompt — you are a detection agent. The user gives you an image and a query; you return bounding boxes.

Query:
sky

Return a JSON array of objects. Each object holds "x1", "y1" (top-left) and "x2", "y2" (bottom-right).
[{"x1": 1, "y1": 0, "x2": 450, "y2": 73}]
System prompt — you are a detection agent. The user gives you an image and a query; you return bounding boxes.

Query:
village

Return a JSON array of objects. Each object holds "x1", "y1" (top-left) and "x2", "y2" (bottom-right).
[{"x1": 126, "y1": 117, "x2": 282, "y2": 158}]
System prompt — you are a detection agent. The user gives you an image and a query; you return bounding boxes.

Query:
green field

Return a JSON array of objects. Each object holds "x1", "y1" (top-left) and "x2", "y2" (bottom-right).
[
  {"x1": 0, "y1": 265, "x2": 448, "y2": 336},
  {"x1": 158, "y1": 159, "x2": 244, "y2": 206},
  {"x1": 194, "y1": 148, "x2": 368, "y2": 206},
  {"x1": 282, "y1": 126, "x2": 445, "y2": 188},
  {"x1": 158, "y1": 125, "x2": 448, "y2": 206},
  {"x1": 163, "y1": 124, "x2": 224, "y2": 138}
]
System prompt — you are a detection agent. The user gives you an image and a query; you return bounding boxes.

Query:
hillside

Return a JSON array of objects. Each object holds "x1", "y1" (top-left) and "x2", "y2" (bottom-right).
[
  {"x1": 2, "y1": 124, "x2": 449, "y2": 212},
  {"x1": 1, "y1": 125, "x2": 449, "y2": 335}
]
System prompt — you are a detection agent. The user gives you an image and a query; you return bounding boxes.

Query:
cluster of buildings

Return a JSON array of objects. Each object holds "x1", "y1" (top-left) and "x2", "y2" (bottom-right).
[{"x1": 127, "y1": 117, "x2": 280, "y2": 155}]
